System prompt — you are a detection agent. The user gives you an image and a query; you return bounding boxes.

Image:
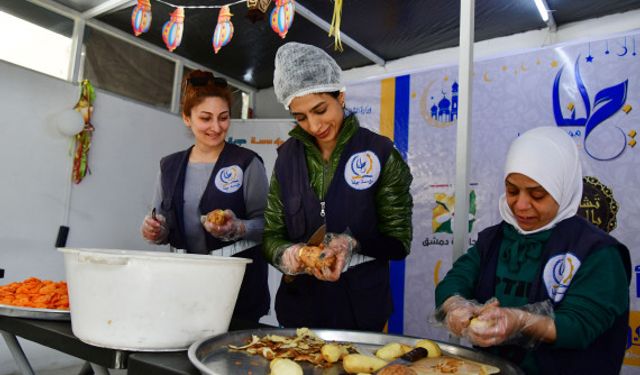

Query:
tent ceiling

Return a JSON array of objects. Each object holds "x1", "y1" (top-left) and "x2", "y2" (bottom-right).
[{"x1": 21, "y1": 0, "x2": 640, "y2": 89}]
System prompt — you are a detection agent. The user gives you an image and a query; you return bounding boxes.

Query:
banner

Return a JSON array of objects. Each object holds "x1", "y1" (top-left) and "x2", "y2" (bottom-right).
[
  {"x1": 347, "y1": 31, "x2": 640, "y2": 370},
  {"x1": 228, "y1": 119, "x2": 294, "y2": 327}
]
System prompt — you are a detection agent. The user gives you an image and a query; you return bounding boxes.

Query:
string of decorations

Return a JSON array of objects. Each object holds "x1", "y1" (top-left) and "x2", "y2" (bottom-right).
[
  {"x1": 72, "y1": 80, "x2": 96, "y2": 184},
  {"x1": 131, "y1": 0, "x2": 344, "y2": 54}
]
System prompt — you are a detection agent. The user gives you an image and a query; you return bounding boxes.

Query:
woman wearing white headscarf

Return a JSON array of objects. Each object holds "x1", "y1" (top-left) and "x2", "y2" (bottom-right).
[
  {"x1": 435, "y1": 127, "x2": 630, "y2": 374},
  {"x1": 263, "y1": 42, "x2": 413, "y2": 331}
]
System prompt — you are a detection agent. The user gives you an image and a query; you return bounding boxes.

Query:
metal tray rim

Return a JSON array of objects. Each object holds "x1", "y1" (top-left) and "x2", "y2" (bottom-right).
[
  {"x1": 0, "y1": 304, "x2": 70, "y2": 321},
  {"x1": 188, "y1": 328, "x2": 524, "y2": 375}
]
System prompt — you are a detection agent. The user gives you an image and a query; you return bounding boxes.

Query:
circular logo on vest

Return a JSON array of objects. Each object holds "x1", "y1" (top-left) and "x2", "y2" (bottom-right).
[
  {"x1": 344, "y1": 151, "x2": 381, "y2": 190},
  {"x1": 215, "y1": 165, "x2": 243, "y2": 193},
  {"x1": 543, "y1": 253, "x2": 581, "y2": 303}
]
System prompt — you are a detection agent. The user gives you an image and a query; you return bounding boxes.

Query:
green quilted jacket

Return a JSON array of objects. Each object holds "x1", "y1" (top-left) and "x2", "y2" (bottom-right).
[{"x1": 263, "y1": 114, "x2": 413, "y2": 265}]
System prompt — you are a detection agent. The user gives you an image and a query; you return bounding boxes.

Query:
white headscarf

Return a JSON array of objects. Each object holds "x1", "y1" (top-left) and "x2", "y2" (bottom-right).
[{"x1": 498, "y1": 127, "x2": 583, "y2": 235}]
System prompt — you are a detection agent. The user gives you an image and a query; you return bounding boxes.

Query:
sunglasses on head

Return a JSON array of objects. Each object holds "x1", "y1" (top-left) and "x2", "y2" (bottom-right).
[{"x1": 187, "y1": 75, "x2": 228, "y2": 88}]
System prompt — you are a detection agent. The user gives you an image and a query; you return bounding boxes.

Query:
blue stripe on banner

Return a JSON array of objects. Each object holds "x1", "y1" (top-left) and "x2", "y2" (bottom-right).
[
  {"x1": 393, "y1": 75, "x2": 410, "y2": 160},
  {"x1": 388, "y1": 75, "x2": 410, "y2": 335}
]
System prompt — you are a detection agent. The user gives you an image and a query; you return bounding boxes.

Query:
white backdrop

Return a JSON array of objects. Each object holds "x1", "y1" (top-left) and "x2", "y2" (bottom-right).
[
  {"x1": 347, "y1": 31, "x2": 640, "y2": 371},
  {"x1": 226, "y1": 119, "x2": 294, "y2": 327}
]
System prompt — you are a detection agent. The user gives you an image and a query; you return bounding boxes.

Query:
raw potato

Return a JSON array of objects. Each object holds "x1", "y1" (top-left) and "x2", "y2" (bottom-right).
[
  {"x1": 206, "y1": 209, "x2": 227, "y2": 225},
  {"x1": 321, "y1": 343, "x2": 349, "y2": 363},
  {"x1": 375, "y1": 342, "x2": 413, "y2": 361},
  {"x1": 414, "y1": 339, "x2": 442, "y2": 358},
  {"x1": 343, "y1": 354, "x2": 388, "y2": 374},
  {"x1": 299, "y1": 245, "x2": 336, "y2": 270},
  {"x1": 469, "y1": 317, "x2": 496, "y2": 331},
  {"x1": 269, "y1": 358, "x2": 303, "y2": 375}
]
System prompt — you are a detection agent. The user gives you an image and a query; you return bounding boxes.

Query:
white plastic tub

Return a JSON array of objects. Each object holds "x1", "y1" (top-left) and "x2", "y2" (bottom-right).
[{"x1": 58, "y1": 248, "x2": 251, "y2": 351}]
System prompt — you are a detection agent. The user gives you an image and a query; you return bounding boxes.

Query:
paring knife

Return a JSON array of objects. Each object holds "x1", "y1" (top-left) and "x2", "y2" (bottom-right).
[
  {"x1": 282, "y1": 224, "x2": 327, "y2": 283},
  {"x1": 374, "y1": 347, "x2": 429, "y2": 373},
  {"x1": 306, "y1": 224, "x2": 326, "y2": 246}
]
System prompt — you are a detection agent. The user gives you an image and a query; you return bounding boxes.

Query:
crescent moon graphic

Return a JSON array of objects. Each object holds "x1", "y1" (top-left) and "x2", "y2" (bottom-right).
[
  {"x1": 482, "y1": 72, "x2": 492, "y2": 82},
  {"x1": 617, "y1": 46, "x2": 628, "y2": 56},
  {"x1": 365, "y1": 153, "x2": 373, "y2": 174},
  {"x1": 520, "y1": 63, "x2": 528, "y2": 71}
]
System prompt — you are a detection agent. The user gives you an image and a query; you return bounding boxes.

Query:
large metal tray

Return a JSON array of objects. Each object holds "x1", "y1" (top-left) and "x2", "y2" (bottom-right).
[
  {"x1": 188, "y1": 328, "x2": 524, "y2": 374},
  {"x1": 0, "y1": 304, "x2": 70, "y2": 321}
]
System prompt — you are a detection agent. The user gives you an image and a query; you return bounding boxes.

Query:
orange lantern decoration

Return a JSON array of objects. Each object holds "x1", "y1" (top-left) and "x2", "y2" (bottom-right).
[
  {"x1": 212, "y1": 6, "x2": 234, "y2": 54},
  {"x1": 131, "y1": 0, "x2": 152, "y2": 36},
  {"x1": 270, "y1": 0, "x2": 295, "y2": 39},
  {"x1": 162, "y1": 7, "x2": 185, "y2": 52}
]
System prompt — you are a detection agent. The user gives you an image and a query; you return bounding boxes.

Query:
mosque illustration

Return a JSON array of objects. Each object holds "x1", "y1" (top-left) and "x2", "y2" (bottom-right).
[{"x1": 430, "y1": 81, "x2": 458, "y2": 123}]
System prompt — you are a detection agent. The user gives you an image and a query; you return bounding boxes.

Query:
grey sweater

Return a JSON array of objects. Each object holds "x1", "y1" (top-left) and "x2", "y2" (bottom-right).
[{"x1": 151, "y1": 157, "x2": 268, "y2": 252}]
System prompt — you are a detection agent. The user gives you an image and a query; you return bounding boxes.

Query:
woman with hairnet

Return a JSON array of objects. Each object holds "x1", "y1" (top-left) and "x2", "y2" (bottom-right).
[
  {"x1": 435, "y1": 127, "x2": 630, "y2": 374},
  {"x1": 263, "y1": 42, "x2": 413, "y2": 331}
]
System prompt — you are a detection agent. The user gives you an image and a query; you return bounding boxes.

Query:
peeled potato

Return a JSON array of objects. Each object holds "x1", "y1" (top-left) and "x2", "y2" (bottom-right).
[
  {"x1": 269, "y1": 358, "x2": 303, "y2": 375},
  {"x1": 343, "y1": 354, "x2": 388, "y2": 374},
  {"x1": 469, "y1": 317, "x2": 496, "y2": 331},
  {"x1": 414, "y1": 339, "x2": 442, "y2": 358},
  {"x1": 321, "y1": 343, "x2": 349, "y2": 363},
  {"x1": 375, "y1": 342, "x2": 413, "y2": 361}
]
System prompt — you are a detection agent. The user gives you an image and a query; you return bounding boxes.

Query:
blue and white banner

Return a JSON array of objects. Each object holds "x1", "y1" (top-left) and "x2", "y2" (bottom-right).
[{"x1": 347, "y1": 32, "x2": 640, "y2": 370}]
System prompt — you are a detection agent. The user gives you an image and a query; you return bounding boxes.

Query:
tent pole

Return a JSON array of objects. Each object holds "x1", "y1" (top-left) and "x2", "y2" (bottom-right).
[{"x1": 453, "y1": 0, "x2": 475, "y2": 263}]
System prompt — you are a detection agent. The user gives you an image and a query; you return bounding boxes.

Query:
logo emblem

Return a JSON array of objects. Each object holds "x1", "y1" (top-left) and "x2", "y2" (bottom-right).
[
  {"x1": 344, "y1": 151, "x2": 381, "y2": 190},
  {"x1": 552, "y1": 55, "x2": 633, "y2": 161},
  {"x1": 578, "y1": 176, "x2": 619, "y2": 233},
  {"x1": 215, "y1": 165, "x2": 243, "y2": 193},
  {"x1": 543, "y1": 253, "x2": 581, "y2": 302}
]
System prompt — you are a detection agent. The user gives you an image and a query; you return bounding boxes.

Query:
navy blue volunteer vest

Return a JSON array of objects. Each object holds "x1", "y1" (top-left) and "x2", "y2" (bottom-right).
[
  {"x1": 273, "y1": 126, "x2": 396, "y2": 330},
  {"x1": 474, "y1": 216, "x2": 630, "y2": 375},
  {"x1": 275, "y1": 126, "x2": 393, "y2": 242},
  {"x1": 160, "y1": 143, "x2": 269, "y2": 322},
  {"x1": 160, "y1": 143, "x2": 257, "y2": 253}
]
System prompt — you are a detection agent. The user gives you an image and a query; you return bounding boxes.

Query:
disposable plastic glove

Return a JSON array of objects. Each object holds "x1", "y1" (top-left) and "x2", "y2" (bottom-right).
[
  {"x1": 275, "y1": 243, "x2": 306, "y2": 275},
  {"x1": 311, "y1": 233, "x2": 357, "y2": 282},
  {"x1": 201, "y1": 209, "x2": 246, "y2": 242},
  {"x1": 141, "y1": 212, "x2": 168, "y2": 244},
  {"x1": 437, "y1": 295, "x2": 483, "y2": 337},
  {"x1": 466, "y1": 300, "x2": 555, "y2": 348}
]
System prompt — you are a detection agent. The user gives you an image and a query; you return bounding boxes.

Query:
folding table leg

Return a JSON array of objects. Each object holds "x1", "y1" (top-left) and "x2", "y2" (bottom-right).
[
  {"x1": 1, "y1": 330, "x2": 35, "y2": 375},
  {"x1": 77, "y1": 361, "x2": 92, "y2": 375},
  {"x1": 90, "y1": 362, "x2": 111, "y2": 375}
]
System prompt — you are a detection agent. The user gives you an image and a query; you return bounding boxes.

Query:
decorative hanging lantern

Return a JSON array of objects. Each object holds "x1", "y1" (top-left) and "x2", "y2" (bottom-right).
[
  {"x1": 212, "y1": 6, "x2": 234, "y2": 54},
  {"x1": 246, "y1": 0, "x2": 272, "y2": 23},
  {"x1": 131, "y1": 0, "x2": 152, "y2": 36},
  {"x1": 270, "y1": 0, "x2": 295, "y2": 39},
  {"x1": 162, "y1": 7, "x2": 185, "y2": 52}
]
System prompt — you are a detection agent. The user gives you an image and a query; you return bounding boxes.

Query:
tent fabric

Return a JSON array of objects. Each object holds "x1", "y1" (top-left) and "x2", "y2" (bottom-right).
[{"x1": 10, "y1": 0, "x2": 640, "y2": 89}]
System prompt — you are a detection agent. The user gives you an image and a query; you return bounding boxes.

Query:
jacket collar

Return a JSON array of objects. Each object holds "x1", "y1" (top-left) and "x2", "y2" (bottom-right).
[{"x1": 288, "y1": 113, "x2": 359, "y2": 157}]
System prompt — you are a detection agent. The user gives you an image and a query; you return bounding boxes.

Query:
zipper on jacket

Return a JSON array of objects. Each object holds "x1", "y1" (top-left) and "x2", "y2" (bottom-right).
[{"x1": 320, "y1": 163, "x2": 327, "y2": 221}]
